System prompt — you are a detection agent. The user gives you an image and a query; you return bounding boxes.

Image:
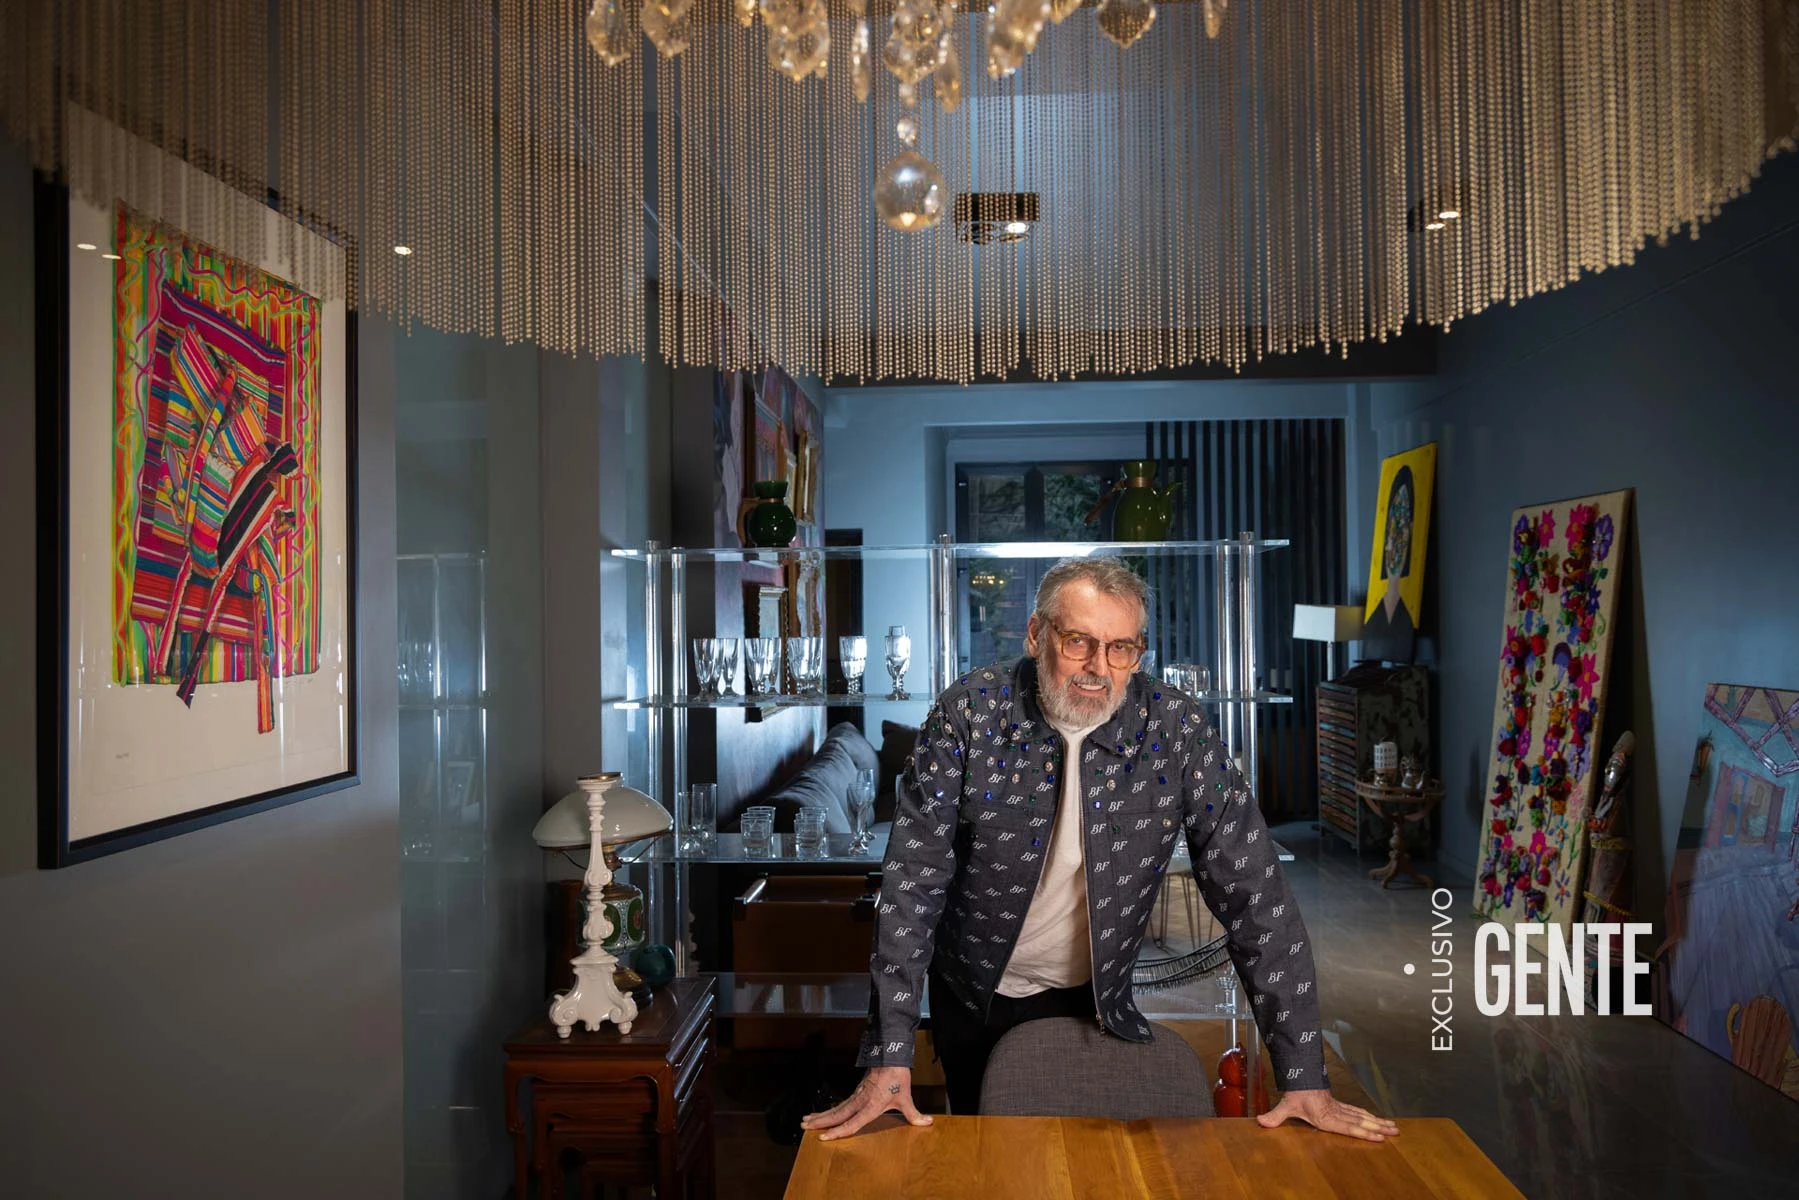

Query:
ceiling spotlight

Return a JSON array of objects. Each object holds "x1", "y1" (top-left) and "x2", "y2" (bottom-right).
[
  {"x1": 101, "y1": 252, "x2": 122, "y2": 260},
  {"x1": 393, "y1": 244, "x2": 414, "y2": 256},
  {"x1": 954, "y1": 191, "x2": 1040, "y2": 245},
  {"x1": 75, "y1": 242, "x2": 96, "y2": 251},
  {"x1": 1437, "y1": 209, "x2": 1460, "y2": 220},
  {"x1": 1425, "y1": 221, "x2": 1446, "y2": 231}
]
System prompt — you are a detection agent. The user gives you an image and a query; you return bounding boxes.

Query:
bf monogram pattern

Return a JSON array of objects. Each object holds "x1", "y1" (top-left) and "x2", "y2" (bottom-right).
[{"x1": 857, "y1": 657, "x2": 1329, "y2": 1092}]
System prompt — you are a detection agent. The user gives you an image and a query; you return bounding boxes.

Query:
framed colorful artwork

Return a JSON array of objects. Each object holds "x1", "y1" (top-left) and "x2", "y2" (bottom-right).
[
  {"x1": 1471, "y1": 489, "x2": 1632, "y2": 929},
  {"x1": 1362, "y1": 442, "x2": 1436, "y2": 664},
  {"x1": 37, "y1": 111, "x2": 358, "y2": 866},
  {"x1": 1656, "y1": 683, "x2": 1799, "y2": 1102}
]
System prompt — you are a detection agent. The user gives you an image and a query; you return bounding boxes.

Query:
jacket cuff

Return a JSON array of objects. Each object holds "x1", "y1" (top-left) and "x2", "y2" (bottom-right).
[
  {"x1": 856, "y1": 1036, "x2": 915, "y2": 1069},
  {"x1": 1268, "y1": 1046, "x2": 1330, "y2": 1094}
]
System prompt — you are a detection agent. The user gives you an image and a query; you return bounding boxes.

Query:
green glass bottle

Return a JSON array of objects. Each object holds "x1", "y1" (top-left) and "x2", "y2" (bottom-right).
[{"x1": 745, "y1": 479, "x2": 798, "y2": 547}]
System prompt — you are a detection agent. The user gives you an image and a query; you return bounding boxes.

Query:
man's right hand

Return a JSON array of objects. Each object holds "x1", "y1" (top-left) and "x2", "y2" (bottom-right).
[{"x1": 799, "y1": 1066, "x2": 934, "y2": 1141}]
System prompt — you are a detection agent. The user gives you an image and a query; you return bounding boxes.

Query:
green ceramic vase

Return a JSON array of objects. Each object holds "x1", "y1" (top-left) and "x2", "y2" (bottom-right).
[
  {"x1": 746, "y1": 479, "x2": 798, "y2": 547},
  {"x1": 1112, "y1": 460, "x2": 1181, "y2": 542}
]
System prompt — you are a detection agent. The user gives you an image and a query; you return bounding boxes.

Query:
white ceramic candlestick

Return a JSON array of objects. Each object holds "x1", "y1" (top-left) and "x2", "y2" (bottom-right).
[{"x1": 549, "y1": 774, "x2": 639, "y2": 1038}]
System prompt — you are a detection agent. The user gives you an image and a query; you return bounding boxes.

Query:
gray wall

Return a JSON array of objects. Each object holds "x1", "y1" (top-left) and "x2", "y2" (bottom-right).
[
  {"x1": 394, "y1": 328, "x2": 545, "y2": 1198},
  {"x1": 1369, "y1": 150, "x2": 1799, "y2": 923},
  {"x1": 0, "y1": 144, "x2": 402, "y2": 1195}
]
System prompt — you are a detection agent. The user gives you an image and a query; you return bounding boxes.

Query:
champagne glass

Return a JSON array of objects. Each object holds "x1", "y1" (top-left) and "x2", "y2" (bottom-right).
[{"x1": 850, "y1": 767, "x2": 878, "y2": 851}]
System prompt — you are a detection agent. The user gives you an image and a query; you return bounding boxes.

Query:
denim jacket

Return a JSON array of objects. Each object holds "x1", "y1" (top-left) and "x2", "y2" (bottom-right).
[{"x1": 858, "y1": 657, "x2": 1329, "y2": 1093}]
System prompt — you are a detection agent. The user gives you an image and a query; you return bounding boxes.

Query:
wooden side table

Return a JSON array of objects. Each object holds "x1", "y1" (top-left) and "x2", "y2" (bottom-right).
[
  {"x1": 1355, "y1": 779, "x2": 1444, "y2": 889},
  {"x1": 505, "y1": 975, "x2": 716, "y2": 1200}
]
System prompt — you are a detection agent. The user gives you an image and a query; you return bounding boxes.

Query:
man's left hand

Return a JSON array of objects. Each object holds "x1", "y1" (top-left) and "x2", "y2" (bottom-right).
[{"x1": 1255, "y1": 1088, "x2": 1399, "y2": 1142}]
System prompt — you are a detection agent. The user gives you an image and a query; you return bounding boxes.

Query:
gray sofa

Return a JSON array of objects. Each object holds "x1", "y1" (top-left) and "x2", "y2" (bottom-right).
[{"x1": 736, "y1": 722, "x2": 880, "y2": 834}]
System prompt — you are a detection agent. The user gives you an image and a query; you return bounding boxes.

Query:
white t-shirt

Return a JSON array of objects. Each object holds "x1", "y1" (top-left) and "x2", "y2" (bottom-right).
[{"x1": 996, "y1": 716, "x2": 1102, "y2": 998}]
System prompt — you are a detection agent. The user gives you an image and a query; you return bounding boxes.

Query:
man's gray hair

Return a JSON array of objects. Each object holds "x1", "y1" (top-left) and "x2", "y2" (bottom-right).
[{"x1": 1034, "y1": 557, "x2": 1151, "y2": 630}]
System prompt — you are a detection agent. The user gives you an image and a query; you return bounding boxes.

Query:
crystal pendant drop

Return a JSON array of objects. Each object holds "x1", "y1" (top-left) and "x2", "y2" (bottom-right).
[
  {"x1": 766, "y1": 0, "x2": 829, "y2": 81},
  {"x1": 736, "y1": 0, "x2": 758, "y2": 26},
  {"x1": 852, "y1": 17, "x2": 873, "y2": 102},
  {"x1": 987, "y1": 0, "x2": 1051, "y2": 79},
  {"x1": 586, "y1": 0, "x2": 633, "y2": 66},
  {"x1": 1096, "y1": 0, "x2": 1155, "y2": 48},
  {"x1": 884, "y1": 0, "x2": 945, "y2": 85},
  {"x1": 643, "y1": 0, "x2": 694, "y2": 57},
  {"x1": 934, "y1": 22, "x2": 963, "y2": 114},
  {"x1": 1202, "y1": 0, "x2": 1225, "y2": 38},
  {"x1": 899, "y1": 79, "x2": 919, "y2": 108},
  {"x1": 790, "y1": 17, "x2": 830, "y2": 79},
  {"x1": 1048, "y1": 0, "x2": 1082, "y2": 24},
  {"x1": 875, "y1": 149, "x2": 947, "y2": 231},
  {"x1": 897, "y1": 115, "x2": 919, "y2": 146}
]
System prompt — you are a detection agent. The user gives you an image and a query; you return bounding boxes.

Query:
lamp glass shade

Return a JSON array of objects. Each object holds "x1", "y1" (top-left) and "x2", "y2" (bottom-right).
[
  {"x1": 532, "y1": 779, "x2": 673, "y2": 849},
  {"x1": 1292, "y1": 604, "x2": 1364, "y2": 643}
]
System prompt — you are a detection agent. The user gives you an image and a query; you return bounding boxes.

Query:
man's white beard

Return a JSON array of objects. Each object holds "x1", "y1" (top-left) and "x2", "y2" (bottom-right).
[{"x1": 1034, "y1": 649, "x2": 1125, "y2": 728}]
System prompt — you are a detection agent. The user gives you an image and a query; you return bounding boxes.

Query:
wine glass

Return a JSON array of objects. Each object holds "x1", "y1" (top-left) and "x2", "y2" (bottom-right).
[
  {"x1": 840, "y1": 635, "x2": 868, "y2": 695},
  {"x1": 850, "y1": 767, "x2": 878, "y2": 851},
  {"x1": 884, "y1": 625, "x2": 911, "y2": 701},
  {"x1": 692, "y1": 638, "x2": 720, "y2": 697},
  {"x1": 714, "y1": 637, "x2": 741, "y2": 696}
]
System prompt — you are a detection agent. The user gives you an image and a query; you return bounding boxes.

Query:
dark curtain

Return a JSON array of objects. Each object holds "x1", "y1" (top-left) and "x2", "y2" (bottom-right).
[{"x1": 1144, "y1": 420, "x2": 1347, "y2": 824}]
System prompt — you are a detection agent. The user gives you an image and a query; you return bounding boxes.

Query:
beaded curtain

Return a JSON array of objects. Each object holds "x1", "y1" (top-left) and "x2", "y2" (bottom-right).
[{"x1": 5, "y1": 0, "x2": 1795, "y2": 380}]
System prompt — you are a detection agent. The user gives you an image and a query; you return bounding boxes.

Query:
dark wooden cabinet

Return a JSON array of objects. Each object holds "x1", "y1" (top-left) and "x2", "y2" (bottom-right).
[
  {"x1": 1316, "y1": 664, "x2": 1429, "y2": 852},
  {"x1": 505, "y1": 976, "x2": 716, "y2": 1200}
]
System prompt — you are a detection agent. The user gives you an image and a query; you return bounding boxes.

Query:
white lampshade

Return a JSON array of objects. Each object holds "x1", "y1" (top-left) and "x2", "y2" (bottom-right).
[
  {"x1": 532, "y1": 774, "x2": 674, "y2": 850},
  {"x1": 1293, "y1": 603, "x2": 1364, "y2": 643}
]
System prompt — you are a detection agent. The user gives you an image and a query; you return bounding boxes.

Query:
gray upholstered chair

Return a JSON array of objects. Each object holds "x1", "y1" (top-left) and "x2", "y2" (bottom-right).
[{"x1": 978, "y1": 1018, "x2": 1214, "y2": 1119}]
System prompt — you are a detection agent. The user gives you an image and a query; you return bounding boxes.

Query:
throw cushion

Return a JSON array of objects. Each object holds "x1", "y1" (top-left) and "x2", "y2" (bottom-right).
[
  {"x1": 763, "y1": 737, "x2": 860, "y2": 834},
  {"x1": 824, "y1": 722, "x2": 880, "y2": 773}
]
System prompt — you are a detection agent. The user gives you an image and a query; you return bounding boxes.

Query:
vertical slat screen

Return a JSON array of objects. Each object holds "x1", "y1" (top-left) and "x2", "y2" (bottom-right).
[{"x1": 1146, "y1": 418, "x2": 1348, "y2": 824}]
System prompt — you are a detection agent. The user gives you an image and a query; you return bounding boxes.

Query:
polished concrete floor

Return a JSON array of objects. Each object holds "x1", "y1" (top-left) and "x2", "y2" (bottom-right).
[
  {"x1": 701, "y1": 821, "x2": 1799, "y2": 1200},
  {"x1": 1274, "y1": 821, "x2": 1799, "y2": 1200}
]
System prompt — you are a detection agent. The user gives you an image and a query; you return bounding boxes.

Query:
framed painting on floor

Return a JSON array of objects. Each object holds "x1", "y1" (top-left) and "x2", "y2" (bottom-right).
[
  {"x1": 37, "y1": 109, "x2": 358, "y2": 866},
  {"x1": 1472, "y1": 489, "x2": 1631, "y2": 929},
  {"x1": 1656, "y1": 683, "x2": 1799, "y2": 1101}
]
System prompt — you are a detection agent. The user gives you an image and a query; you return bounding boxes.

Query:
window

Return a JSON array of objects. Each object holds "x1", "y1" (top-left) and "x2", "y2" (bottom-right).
[{"x1": 954, "y1": 461, "x2": 1120, "y2": 669}]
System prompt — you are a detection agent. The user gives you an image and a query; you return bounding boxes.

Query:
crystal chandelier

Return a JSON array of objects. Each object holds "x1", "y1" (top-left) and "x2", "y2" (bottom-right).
[
  {"x1": 593, "y1": 0, "x2": 1211, "y2": 235},
  {"x1": 7, "y1": 1, "x2": 1795, "y2": 383}
]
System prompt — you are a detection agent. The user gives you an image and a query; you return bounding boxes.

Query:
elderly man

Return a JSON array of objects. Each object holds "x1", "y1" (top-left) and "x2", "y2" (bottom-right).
[{"x1": 803, "y1": 557, "x2": 1396, "y2": 1142}]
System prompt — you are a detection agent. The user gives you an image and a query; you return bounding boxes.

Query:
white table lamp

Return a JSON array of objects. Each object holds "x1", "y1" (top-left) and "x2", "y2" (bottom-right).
[
  {"x1": 1293, "y1": 604, "x2": 1364, "y2": 681},
  {"x1": 1292, "y1": 604, "x2": 1364, "y2": 644},
  {"x1": 543, "y1": 773, "x2": 671, "y2": 1039}
]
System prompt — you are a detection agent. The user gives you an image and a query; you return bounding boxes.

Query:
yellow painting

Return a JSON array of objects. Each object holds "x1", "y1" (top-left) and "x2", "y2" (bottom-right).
[{"x1": 1362, "y1": 443, "x2": 1436, "y2": 663}]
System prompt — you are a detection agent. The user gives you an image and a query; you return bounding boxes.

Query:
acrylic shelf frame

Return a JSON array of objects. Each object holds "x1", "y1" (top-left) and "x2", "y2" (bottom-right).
[{"x1": 608, "y1": 533, "x2": 1287, "y2": 989}]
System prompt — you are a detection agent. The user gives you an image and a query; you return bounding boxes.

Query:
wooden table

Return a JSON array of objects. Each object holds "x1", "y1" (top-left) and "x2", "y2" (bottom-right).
[
  {"x1": 1354, "y1": 780, "x2": 1444, "y2": 889},
  {"x1": 783, "y1": 1116, "x2": 1523, "y2": 1199},
  {"x1": 504, "y1": 975, "x2": 716, "y2": 1200}
]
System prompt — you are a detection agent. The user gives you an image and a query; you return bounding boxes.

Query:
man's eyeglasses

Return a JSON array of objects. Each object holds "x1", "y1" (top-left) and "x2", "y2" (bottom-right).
[{"x1": 1049, "y1": 623, "x2": 1145, "y2": 670}]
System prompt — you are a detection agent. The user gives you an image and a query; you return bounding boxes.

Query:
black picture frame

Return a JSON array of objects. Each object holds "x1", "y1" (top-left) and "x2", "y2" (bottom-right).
[{"x1": 35, "y1": 175, "x2": 362, "y2": 868}]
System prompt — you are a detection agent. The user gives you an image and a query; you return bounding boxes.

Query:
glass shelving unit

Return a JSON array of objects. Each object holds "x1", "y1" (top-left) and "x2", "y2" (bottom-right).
[{"x1": 609, "y1": 533, "x2": 1287, "y2": 864}]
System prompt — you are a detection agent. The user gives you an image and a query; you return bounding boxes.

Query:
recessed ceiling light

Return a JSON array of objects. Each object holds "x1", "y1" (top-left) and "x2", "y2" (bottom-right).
[
  {"x1": 393, "y1": 244, "x2": 414, "y2": 256},
  {"x1": 1425, "y1": 221, "x2": 1446, "y2": 231},
  {"x1": 1437, "y1": 209, "x2": 1460, "y2": 220},
  {"x1": 101, "y1": 252, "x2": 122, "y2": 260},
  {"x1": 1004, "y1": 220, "x2": 1031, "y2": 235},
  {"x1": 75, "y1": 242, "x2": 96, "y2": 251}
]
